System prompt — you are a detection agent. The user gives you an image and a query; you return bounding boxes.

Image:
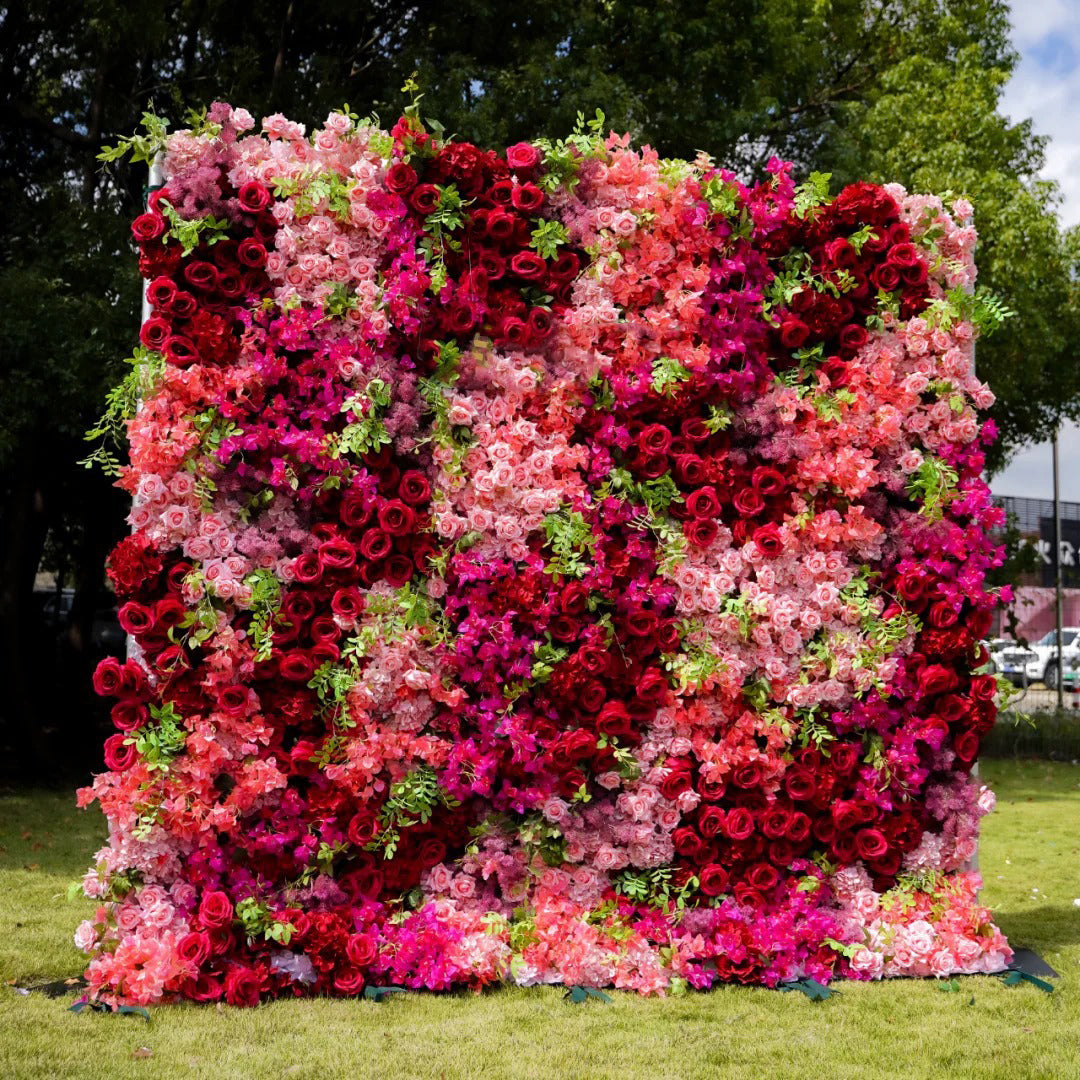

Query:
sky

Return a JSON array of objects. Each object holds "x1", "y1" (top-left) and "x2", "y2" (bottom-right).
[{"x1": 990, "y1": 1, "x2": 1080, "y2": 500}]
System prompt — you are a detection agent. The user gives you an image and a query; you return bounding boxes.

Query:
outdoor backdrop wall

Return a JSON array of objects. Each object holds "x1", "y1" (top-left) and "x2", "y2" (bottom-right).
[{"x1": 79, "y1": 102, "x2": 1013, "y2": 1006}]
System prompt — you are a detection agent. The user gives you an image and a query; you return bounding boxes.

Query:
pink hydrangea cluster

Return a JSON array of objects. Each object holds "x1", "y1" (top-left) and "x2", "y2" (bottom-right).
[{"x1": 79, "y1": 102, "x2": 1011, "y2": 1005}]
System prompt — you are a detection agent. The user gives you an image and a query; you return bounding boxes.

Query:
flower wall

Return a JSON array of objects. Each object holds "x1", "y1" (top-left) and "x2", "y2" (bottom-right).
[{"x1": 80, "y1": 102, "x2": 1013, "y2": 1005}]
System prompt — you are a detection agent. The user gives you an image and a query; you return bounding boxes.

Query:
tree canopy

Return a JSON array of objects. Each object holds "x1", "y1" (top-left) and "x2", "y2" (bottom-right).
[{"x1": 0, "y1": 0, "x2": 1075, "y2": 768}]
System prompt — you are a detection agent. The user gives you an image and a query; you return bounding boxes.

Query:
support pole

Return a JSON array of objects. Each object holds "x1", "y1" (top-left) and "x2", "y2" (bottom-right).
[{"x1": 1053, "y1": 427, "x2": 1064, "y2": 712}]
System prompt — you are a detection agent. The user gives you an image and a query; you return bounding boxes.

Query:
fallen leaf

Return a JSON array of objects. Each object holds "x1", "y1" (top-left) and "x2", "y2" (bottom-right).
[{"x1": 132, "y1": 1047, "x2": 153, "y2": 1059}]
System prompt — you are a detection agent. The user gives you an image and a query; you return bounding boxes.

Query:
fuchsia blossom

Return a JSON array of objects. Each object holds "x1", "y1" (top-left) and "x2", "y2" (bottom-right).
[{"x1": 80, "y1": 106, "x2": 1010, "y2": 1005}]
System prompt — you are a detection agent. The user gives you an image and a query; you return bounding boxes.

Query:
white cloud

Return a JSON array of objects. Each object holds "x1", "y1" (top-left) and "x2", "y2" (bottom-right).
[{"x1": 1001, "y1": 1, "x2": 1080, "y2": 227}]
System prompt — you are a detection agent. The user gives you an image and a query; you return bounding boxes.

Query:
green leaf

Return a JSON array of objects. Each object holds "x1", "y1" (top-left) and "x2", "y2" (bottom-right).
[
  {"x1": 363, "y1": 985, "x2": 407, "y2": 1002},
  {"x1": 778, "y1": 977, "x2": 838, "y2": 1001}
]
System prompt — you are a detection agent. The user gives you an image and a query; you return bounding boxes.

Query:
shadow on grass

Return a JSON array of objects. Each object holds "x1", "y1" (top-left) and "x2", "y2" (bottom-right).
[{"x1": 996, "y1": 905, "x2": 1080, "y2": 952}]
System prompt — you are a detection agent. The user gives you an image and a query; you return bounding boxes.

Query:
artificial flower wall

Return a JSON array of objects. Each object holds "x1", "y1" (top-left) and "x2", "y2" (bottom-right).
[{"x1": 79, "y1": 102, "x2": 1012, "y2": 1005}]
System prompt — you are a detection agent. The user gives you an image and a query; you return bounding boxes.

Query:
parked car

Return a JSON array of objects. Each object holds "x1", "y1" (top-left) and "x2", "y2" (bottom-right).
[
  {"x1": 999, "y1": 628, "x2": 1080, "y2": 689},
  {"x1": 984, "y1": 638, "x2": 1013, "y2": 674}
]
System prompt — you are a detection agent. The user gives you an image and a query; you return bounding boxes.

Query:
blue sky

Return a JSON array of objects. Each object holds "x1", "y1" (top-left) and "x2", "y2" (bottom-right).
[{"x1": 990, "y1": 1, "x2": 1080, "y2": 499}]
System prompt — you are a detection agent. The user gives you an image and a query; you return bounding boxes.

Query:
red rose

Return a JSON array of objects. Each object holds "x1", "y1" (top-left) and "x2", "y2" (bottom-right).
[
  {"x1": 872, "y1": 263, "x2": 902, "y2": 292},
  {"x1": 779, "y1": 318, "x2": 810, "y2": 349},
  {"x1": 237, "y1": 238, "x2": 267, "y2": 268},
  {"x1": 725, "y1": 807, "x2": 755, "y2": 841},
  {"x1": 855, "y1": 828, "x2": 889, "y2": 860},
  {"x1": 887, "y1": 242, "x2": 919, "y2": 269},
  {"x1": 732, "y1": 487, "x2": 765, "y2": 517},
  {"x1": 92, "y1": 657, "x2": 126, "y2": 697},
  {"x1": 131, "y1": 211, "x2": 166, "y2": 243},
  {"x1": 596, "y1": 701, "x2": 633, "y2": 738},
  {"x1": 509, "y1": 251, "x2": 547, "y2": 280},
  {"x1": 685, "y1": 518, "x2": 719, "y2": 548},
  {"x1": 752, "y1": 523, "x2": 784, "y2": 557},
  {"x1": 278, "y1": 651, "x2": 315, "y2": 683},
  {"x1": 672, "y1": 826, "x2": 706, "y2": 859},
  {"x1": 333, "y1": 966, "x2": 367, "y2": 995},
  {"x1": 634, "y1": 667, "x2": 671, "y2": 705},
  {"x1": 511, "y1": 182, "x2": 544, "y2": 214},
  {"x1": 747, "y1": 862, "x2": 779, "y2": 891},
  {"x1": 347, "y1": 811, "x2": 379, "y2": 847},
  {"x1": 103, "y1": 734, "x2": 137, "y2": 771},
  {"x1": 699, "y1": 863, "x2": 730, "y2": 897},
  {"x1": 111, "y1": 701, "x2": 148, "y2": 732},
  {"x1": 659, "y1": 766, "x2": 692, "y2": 801},
  {"x1": 384, "y1": 162, "x2": 418, "y2": 195},
  {"x1": 486, "y1": 209, "x2": 517, "y2": 240},
  {"x1": 969, "y1": 674, "x2": 997, "y2": 702},
  {"x1": 177, "y1": 930, "x2": 212, "y2": 968},
  {"x1": 409, "y1": 184, "x2": 440, "y2": 215},
  {"x1": 506, "y1": 142, "x2": 541, "y2": 174},
  {"x1": 163, "y1": 335, "x2": 199, "y2": 367},
  {"x1": 383, "y1": 554, "x2": 416, "y2": 587},
  {"x1": 377, "y1": 499, "x2": 416, "y2": 537},
  {"x1": 398, "y1": 470, "x2": 431, "y2": 506},
  {"x1": 917, "y1": 663, "x2": 957, "y2": 699},
  {"x1": 346, "y1": 933, "x2": 379, "y2": 968},
  {"x1": 358, "y1": 529, "x2": 392, "y2": 561},
  {"x1": 118, "y1": 602, "x2": 154, "y2": 636},
  {"x1": 698, "y1": 806, "x2": 726, "y2": 839},
  {"x1": 198, "y1": 890, "x2": 234, "y2": 930},
  {"x1": 686, "y1": 486, "x2": 721, "y2": 519},
  {"x1": 237, "y1": 181, "x2": 271, "y2": 213},
  {"x1": 838, "y1": 324, "x2": 868, "y2": 352},
  {"x1": 953, "y1": 730, "x2": 980, "y2": 763},
  {"x1": 224, "y1": 964, "x2": 264, "y2": 1007}
]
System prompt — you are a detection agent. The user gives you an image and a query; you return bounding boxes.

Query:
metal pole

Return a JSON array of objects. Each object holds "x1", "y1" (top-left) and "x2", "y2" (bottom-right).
[{"x1": 1053, "y1": 428, "x2": 1064, "y2": 712}]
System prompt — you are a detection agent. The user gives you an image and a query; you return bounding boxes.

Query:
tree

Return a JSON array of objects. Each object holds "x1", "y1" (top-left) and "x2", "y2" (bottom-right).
[{"x1": 0, "y1": 0, "x2": 1072, "y2": 771}]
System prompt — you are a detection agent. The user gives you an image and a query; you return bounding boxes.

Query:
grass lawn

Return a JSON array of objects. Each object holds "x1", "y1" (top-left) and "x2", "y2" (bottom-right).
[{"x1": 1, "y1": 760, "x2": 1078, "y2": 1080}]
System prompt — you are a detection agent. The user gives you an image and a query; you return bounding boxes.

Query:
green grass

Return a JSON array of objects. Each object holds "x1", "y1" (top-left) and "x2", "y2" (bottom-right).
[{"x1": 1, "y1": 760, "x2": 1078, "y2": 1080}]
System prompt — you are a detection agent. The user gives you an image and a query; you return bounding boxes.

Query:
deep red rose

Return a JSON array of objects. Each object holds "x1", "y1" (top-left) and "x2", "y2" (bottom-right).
[
  {"x1": 634, "y1": 667, "x2": 671, "y2": 706},
  {"x1": 346, "y1": 934, "x2": 378, "y2": 968},
  {"x1": 928, "y1": 601, "x2": 960, "y2": 629},
  {"x1": 872, "y1": 263, "x2": 902, "y2": 292},
  {"x1": 686, "y1": 486, "x2": 721, "y2": 519},
  {"x1": 779, "y1": 318, "x2": 811, "y2": 349},
  {"x1": 954, "y1": 730, "x2": 980, "y2": 762},
  {"x1": 224, "y1": 964, "x2": 265, "y2": 1007},
  {"x1": 357, "y1": 529, "x2": 392, "y2": 562},
  {"x1": 198, "y1": 891, "x2": 234, "y2": 930},
  {"x1": 856, "y1": 827, "x2": 889, "y2": 860},
  {"x1": 698, "y1": 775, "x2": 727, "y2": 802},
  {"x1": 732, "y1": 487, "x2": 765, "y2": 517},
  {"x1": 92, "y1": 657, "x2": 126, "y2": 698},
  {"x1": 103, "y1": 734, "x2": 136, "y2": 771},
  {"x1": 509, "y1": 251, "x2": 547, "y2": 280},
  {"x1": 673, "y1": 826, "x2": 706, "y2": 859},
  {"x1": 332, "y1": 966, "x2": 367, "y2": 995},
  {"x1": 753, "y1": 523, "x2": 784, "y2": 557},
  {"x1": 887, "y1": 242, "x2": 919, "y2": 269},
  {"x1": 237, "y1": 238, "x2": 267, "y2": 268},
  {"x1": 131, "y1": 212, "x2": 166, "y2": 243},
  {"x1": 699, "y1": 863, "x2": 730, "y2": 897},
  {"x1": 970, "y1": 674, "x2": 997, "y2": 702},
  {"x1": 347, "y1": 811, "x2": 379, "y2": 847},
  {"x1": 397, "y1": 470, "x2": 431, "y2": 506},
  {"x1": 725, "y1": 806, "x2": 755, "y2": 841},
  {"x1": 278, "y1": 651, "x2": 315, "y2": 683},
  {"x1": 511, "y1": 183, "x2": 545, "y2": 214},
  {"x1": 237, "y1": 181, "x2": 271, "y2": 213},
  {"x1": 659, "y1": 766, "x2": 692, "y2": 801},
  {"x1": 385, "y1": 162, "x2": 418, "y2": 195},
  {"x1": 747, "y1": 862, "x2": 779, "y2": 891},
  {"x1": 698, "y1": 806, "x2": 726, "y2": 839},
  {"x1": 838, "y1": 324, "x2": 868, "y2": 352},
  {"x1": 177, "y1": 930, "x2": 212, "y2": 968},
  {"x1": 685, "y1": 518, "x2": 720, "y2": 547},
  {"x1": 409, "y1": 184, "x2": 440, "y2": 215},
  {"x1": 917, "y1": 663, "x2": 957, "y2": 699},
  {"x1": 118, "y1": 601, "x2": 154, "y2": 636},
  {"x1": 377, "y1": 499, "x2": 416, "y2": 537},
  {"x1": 111, "y1": 701, "x2": 148, "y2": 732}
]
